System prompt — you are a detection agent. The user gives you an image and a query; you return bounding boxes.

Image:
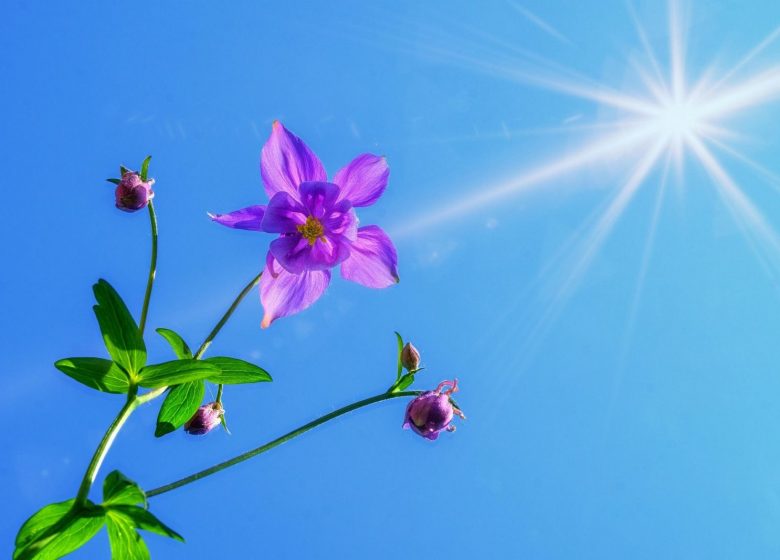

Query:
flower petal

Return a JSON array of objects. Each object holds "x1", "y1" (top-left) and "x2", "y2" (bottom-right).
[
  {"x1": 208, "y1": 205, "x2": 266, "y2": 231},
  {"x1": 333, "y1": 154, "x2": 389, "y2": 207},
  {"x1": 340, "y1": 225, "x2": 399, "y2": 288},
  {"x1": 323, "y1": 204, "x2": 358, "y2": 242},
  {"x1": 260, "y1": 255, "x2": 331, "y2": 328},
  {"x1": 299, "y1": 181, "x2": 340, "y2": 219},
  {"x1": 270, "y1": 233, "x2": 350, "y2": 273},
  {"x1": 262, "y1": 193, "x2": 307, "y2": 233},
  {"x1": 261, "y1": 122, "x2": 327, "y2": 200}
]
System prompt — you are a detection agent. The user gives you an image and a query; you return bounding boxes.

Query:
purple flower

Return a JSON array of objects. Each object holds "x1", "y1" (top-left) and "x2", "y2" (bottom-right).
[
  {"x1": 403, "y1": 380, "x2": 465, "y2": 440},
  {"x1": 184, "y1": 402, "x2": 224, "y2": 435},
  {"x1": 210, "y1": 122, "x2": 399, "y2": 327},
  {"x1": 115, "y1": 171, "x2": 154, "y2": 212}
]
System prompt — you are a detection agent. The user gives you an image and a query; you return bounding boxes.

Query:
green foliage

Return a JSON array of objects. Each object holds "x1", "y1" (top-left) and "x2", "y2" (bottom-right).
[
  {"x1": 156, "y1": 328, "x2": 193, "y2": 359},
  {"x1": 136, "y1": 359, "x2": 219, "y2": 388},
  {"x1": 54, "y1": 357, "x2": 130, "y2": 394},
  {"x1": 92, "y1": 279, "x2": 146, "y2": 376},
  {"x1": 155, "y1": 381, "x2": 205, "y2": 437},
  {"x1": 106, "y1": 512, "x2": 150, "y2": 560},
  {"x1": 101, "y1": 472, "x2": 183, "y2": 558},
  {"x1": 395, "y1": 373, "x2": 416, "y2": 392},
  {"x1": 106, "y1": 178, "x2": 121, "y2": 185},
  {"x1": 108, "y1": 506, "x2": 184, "y2": 542},
  {"x1": 103, "y1": 470, "x2": 147, "y2": 508},
  {"x1": 394, "y1": 331, "x2": 404, "y2": 381},
  {"x1": 14, "y1": 500, "x2": 105, "y2": 560},
  {"x1": 139, "y1": 156, "x2": 151, "y2": 182},
  {"x1": 204, "y1": 357, "x2": 272, "y2": 384}
]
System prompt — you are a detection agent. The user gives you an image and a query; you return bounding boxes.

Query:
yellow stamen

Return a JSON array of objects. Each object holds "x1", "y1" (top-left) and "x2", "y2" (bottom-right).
[{"x1": 297, "y1": 215, "x2": 325, "y2": 245}]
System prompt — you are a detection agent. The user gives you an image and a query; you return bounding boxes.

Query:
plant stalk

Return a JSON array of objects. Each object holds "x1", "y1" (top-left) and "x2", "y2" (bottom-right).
[
  {"x1": 146, "y1": 390, "x2": 420, "y2": 498},
  {"x1": 74, "y1": 386, "x2": 139, "y2": 505},
  {"x1": 138, "y1": 201, "x2": 158, "y2": 335}
]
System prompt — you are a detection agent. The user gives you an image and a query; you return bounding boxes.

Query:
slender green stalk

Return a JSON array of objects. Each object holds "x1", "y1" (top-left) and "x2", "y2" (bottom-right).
[
  {"x1": 194, "y1": 271, "x2": 262, "y2": 360},
  {"x1": 146, "y1": 390, "x2": 420, "y2": 498},
  {"x1": 194, "y1": 270, "x2": 262, "y2": 409},
  {"x1": 74, "y1": 386, "x2": 139, "y2": 505},
  {"x1": 138, "y1": 201, "x2": 158, "y2": 335}
]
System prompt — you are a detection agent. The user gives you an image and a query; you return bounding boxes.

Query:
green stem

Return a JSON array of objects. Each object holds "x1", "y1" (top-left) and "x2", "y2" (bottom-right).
[
  {"x1": 146, "y1": 390, "x2": 419, "y2": 498},
  {"x1": 193, "y1": 271, "x2": 262, "y2": 360},
  {"x1": 138, "y1": 201, "x2": 158, "y2": 336},
  {"x1": 74, "y1": 386, "x2": 140, "y2": 505},
  {"x1": 195, "y1": 270, "x2": 262, "y2": 408}
]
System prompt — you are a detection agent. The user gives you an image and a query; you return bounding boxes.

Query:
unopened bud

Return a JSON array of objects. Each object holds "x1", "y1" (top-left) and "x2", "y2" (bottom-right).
[
  {"x1": 115, "y1": 171, "x2": 154, "y2": 212},
  {"x1": 184, "y1": 402, "x2": 224, "y2": 435},
  {"x1": 401, "y1": 342, "x2": 420, "y2": 371}
]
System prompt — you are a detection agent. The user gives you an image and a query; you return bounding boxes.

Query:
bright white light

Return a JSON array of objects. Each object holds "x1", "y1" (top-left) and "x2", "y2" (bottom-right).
[
  {"x1": 653, "y1": 100, "x2": 699, "y2": 140},
  {"x1": 395, "y1": 0, "x2": 780, "y2": 295}
]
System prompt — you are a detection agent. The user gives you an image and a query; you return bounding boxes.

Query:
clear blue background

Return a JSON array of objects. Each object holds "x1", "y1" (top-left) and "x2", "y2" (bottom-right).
[{"x1": 4, "y1": 0, "x2": 780, "y2": 558}]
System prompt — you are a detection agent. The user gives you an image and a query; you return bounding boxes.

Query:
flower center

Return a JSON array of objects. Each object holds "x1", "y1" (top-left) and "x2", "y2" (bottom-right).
[{"x1": 297, "y1": 215, "x2": 325, "y2": 245}]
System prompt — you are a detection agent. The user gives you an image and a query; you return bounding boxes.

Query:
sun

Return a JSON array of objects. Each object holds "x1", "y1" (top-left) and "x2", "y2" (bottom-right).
[{"x1": 396, "y1": 0, "x2": 780, "y2": 292}]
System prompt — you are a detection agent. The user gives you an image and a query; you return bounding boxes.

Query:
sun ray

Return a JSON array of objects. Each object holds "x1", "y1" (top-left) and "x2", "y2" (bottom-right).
[
  {"x1": 626, "y1": 0, "x2": 670, "y2": 96},
  {"x1": 669, "y1": 0, "x2": 687, "y2": 102},
  {"x1": 710, "y1": 23, "x2": 780, "y2": 94},
  {"x1": 704, "y1": 136, "x2": 780, "y2": 193},
  {"x1": 392, "y1": 123, "x2": 658, "y2": 237},
  {"x1": 551, "y1": 138, "x2": 668, "y2": 302},
  {"x1": 687, "y1": 134, "x2": 780, "y2": 278}
]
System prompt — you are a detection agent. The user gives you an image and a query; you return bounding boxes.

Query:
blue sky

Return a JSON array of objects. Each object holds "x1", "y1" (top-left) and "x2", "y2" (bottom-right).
[{"x1": 5, "y1": 0, "x2": 780, "y2": 558}]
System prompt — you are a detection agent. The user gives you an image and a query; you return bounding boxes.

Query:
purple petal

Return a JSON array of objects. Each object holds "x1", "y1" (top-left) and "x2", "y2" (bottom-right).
[
  {"x1": 260, "y1": 255, "x2": 331, "y2": 328},
  {"x1": 261, "y1": 122, "x2": 327, "y2": 201},
  {"x1": 208, "y1": 205, "x2": 266, "y2": 231},
  {"x1": 340, "y1": 225, "x2": 399, "y2": 288},
  {"x1": 333, "y1": 154, "x2": 389, "y2": 207},
  {"x1": 299, "y1": 181, "x2": 340, "y2": 219},
  {"x1": 270, "y1": 233, "x2": 351, "y2": 273},
  {"x1": 322, "y1": 203, "x2": 358, "y2": 242},
  {"x1": 262, "y1": 193, "x2": 307, "y2": 233}
]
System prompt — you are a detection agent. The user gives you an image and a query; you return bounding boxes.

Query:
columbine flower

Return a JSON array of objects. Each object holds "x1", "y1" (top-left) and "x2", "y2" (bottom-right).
[
  {"x1": 115, "y1": 171, "x2": 154, "y2": 212},
  {"x1": 401, "y1": 342, "x2": 421, "y2": 371},
  {"x1": 403, "y1": 380, "x2": 465, "y2": 440},
  {"x1": 210, "y1": 122, "x2": 399, "y2": 327},
  {"x1": 184, "y1": 402, "x2": 224, "y2": 435}
]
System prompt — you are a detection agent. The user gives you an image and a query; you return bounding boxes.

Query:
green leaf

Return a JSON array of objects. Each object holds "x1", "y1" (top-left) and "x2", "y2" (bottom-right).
[
  {"x1": 139, "y1": 156, "x2": 151, "y2": 182},
  {"x1": 137, "y1": 359, "x2": 219, "y2": 389},
  {"x1": 155, "y1": 380, "x2": 204, "y2": 437},
  {"x1": 156, "y1": 328, "x2": 193, "y2": 359},
  {"x1": 54, "y1": 358, "x2": 130, "y2": 394},
  {"x1": 14, "y1": 501, "x2": 105, "y2": 560},
  {"x1": 108, "y1": 505, "x2": 184, "y2": 542},
  {"x1": 204, "y1": 357, "x2": 272, "y2": 384},
  {"x1": 119, "y1": 165, "x2": 131, "y2": 176},
  {"x1": 394, "y1": 331, "x2": 404, "y2": 381},
  {"x1": 93, "y1": 279, "x2": 146, "y2": 375},
  {"x1": 106, "y1": 178, "x2": 121, "y2": 185},
  {"x1": 396, "y1": 373, "x2": 415, "y2": 392},
  {"x1": 15, "y1": 500, "x2": 74, "y2": 552},
  {"x1": 103, "y1": 470, "x2": 146, "y2": 507},
  {"x1": 106, "y1": 512, "x2": 150, "y2": 560}
]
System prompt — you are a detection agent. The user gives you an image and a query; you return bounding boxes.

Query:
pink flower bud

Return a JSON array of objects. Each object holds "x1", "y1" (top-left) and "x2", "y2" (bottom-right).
[
  {"x1": 401, "y1": 342, "x2": 421, "y2": 371},
  {"x1": 403, "y1": 379, "x2": 464, "y2": 440},
  {"x1": 184, "y1": 402, "x2": 224, "y2": 435},
  {"x1": 115, "y1": 171, "x2": 154, "y2": 212}
]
